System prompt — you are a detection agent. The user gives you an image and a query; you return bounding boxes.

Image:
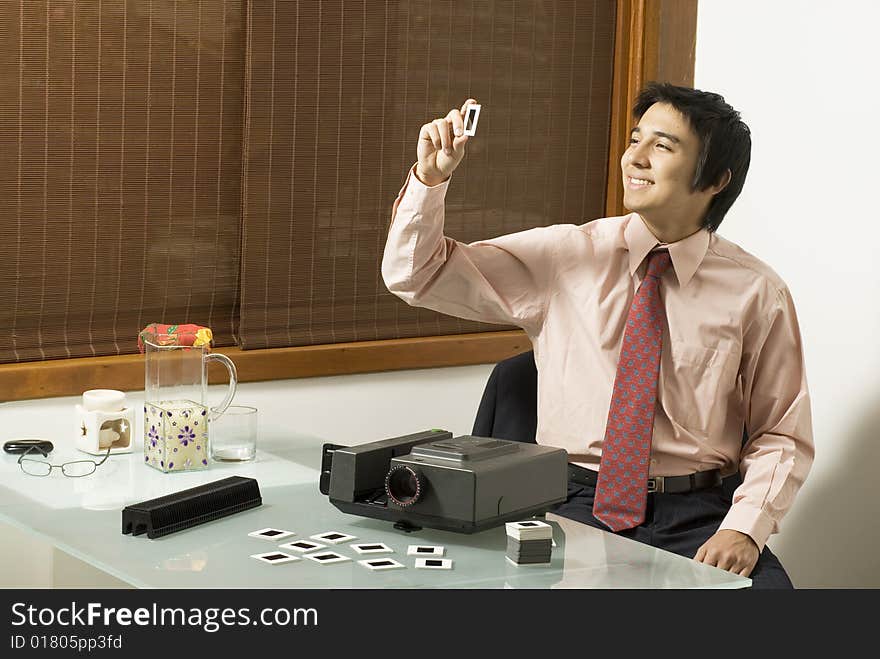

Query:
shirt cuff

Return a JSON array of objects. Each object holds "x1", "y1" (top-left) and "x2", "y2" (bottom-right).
[
  {"x1": 391, "y1": 164, "x2": 452, "y2": 228},
  {"x1": 411, "y1": 164, "x2": 452, "y2": 190},
  {"x1": 717, "y1": 501, "x2": 777, "y2": 552},
  {"x1": 404, "y1": 164, "x2": 453, "y2": 209}
]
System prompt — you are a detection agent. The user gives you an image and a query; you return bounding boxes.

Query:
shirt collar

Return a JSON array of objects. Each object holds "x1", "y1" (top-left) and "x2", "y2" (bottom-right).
[{"x1": 623, "y1": 213, "x2": 709, "y2": 288}]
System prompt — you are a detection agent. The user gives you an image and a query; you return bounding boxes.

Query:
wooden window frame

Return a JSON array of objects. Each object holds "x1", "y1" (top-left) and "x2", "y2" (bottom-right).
[{"x1": 1, "y1": 0, "x2": 696, "y2": 401}]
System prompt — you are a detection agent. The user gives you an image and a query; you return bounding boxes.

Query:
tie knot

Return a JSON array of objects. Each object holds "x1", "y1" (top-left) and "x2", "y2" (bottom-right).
[{"x1": 646, "y1": 250, "x2": 672, "y2": 279}]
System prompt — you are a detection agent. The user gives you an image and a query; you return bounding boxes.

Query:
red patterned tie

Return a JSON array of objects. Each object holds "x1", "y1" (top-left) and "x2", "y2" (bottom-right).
[{"x1": 593, "y1": 249, "x2": 672, "y2": 532}]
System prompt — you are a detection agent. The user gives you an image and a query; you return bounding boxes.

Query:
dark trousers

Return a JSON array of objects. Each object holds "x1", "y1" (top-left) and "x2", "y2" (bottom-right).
[{"x1": 553, "y1": 480, "x2": 794, "y2": 589}]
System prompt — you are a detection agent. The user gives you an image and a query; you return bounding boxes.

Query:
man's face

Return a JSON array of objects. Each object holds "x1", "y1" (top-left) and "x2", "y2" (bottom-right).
[{"x1": 620, "y1": 102, "x2": 714, "y2": 234}]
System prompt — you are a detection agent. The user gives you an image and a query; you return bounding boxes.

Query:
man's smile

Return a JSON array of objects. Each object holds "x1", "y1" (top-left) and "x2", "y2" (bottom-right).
[{"x1": 627, "y1": 176, "x2": 655, "y2": 189}]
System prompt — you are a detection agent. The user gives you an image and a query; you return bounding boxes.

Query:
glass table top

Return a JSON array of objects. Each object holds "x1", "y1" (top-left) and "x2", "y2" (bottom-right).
[{"x1": 0, "y1": 385, "x2": 750, "y2": 589}]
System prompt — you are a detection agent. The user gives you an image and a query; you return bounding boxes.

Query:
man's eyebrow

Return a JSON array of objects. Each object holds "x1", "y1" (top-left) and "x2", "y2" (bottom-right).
[{"x1": 630, "y1": 126, "x2": 681, "y2": 144}]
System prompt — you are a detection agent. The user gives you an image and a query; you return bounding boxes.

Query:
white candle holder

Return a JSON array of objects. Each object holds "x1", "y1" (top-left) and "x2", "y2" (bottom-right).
[{"x1": 75, "y1": 389, "x2": 136, "y2": 456}]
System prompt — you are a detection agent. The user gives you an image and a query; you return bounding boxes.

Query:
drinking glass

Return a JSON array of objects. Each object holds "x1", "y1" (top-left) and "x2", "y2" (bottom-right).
[{"x1": 209, "y1": 406, "x2": 258, "y2": 462}]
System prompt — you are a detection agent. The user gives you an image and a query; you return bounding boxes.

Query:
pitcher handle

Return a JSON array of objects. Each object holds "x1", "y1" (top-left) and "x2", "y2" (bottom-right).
[{"x1": 204, "y1": 353, "x2": 238, "y2": 421}]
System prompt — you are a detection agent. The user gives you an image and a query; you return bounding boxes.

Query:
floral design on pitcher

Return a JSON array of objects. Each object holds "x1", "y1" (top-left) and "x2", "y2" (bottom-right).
[
  {"x1": 178, "y1": 425, "x2": 196, "y2": 447},
  {"x1": 147, "y1": 425, "x2": 160, "y2": 448}
]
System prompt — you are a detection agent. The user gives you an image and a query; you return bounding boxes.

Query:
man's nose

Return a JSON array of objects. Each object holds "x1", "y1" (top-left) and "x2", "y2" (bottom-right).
[{"x1": 628, "y1": 141, "x2": 650, "y2": 168}]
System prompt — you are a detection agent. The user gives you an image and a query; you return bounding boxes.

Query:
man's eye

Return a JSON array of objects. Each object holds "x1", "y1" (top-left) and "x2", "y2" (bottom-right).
[
  {"x1": 657, "y1": 143, "x2": 671, "y2": 151},
  {"x1": 629, "y1": 138, "x2": 639, "y2": 145}
]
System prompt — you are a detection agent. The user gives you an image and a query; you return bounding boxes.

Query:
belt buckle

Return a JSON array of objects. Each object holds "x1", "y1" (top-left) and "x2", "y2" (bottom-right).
[{"x1": 647, "y1": 476, "x2": 664, "y2": 493}]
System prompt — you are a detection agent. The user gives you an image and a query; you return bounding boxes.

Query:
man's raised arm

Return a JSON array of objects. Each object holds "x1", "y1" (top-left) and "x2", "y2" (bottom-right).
[{"x1": 381, "y1": 99, "x2": 563, "y2": 337}]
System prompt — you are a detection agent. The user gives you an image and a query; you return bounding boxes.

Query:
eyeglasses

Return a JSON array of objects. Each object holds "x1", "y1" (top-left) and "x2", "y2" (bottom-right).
[{"x1": 17, "y1": 444, "x2": 112, "y2": 478}]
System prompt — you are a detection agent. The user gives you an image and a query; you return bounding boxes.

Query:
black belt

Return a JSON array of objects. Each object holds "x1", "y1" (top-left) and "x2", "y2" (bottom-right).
[{"x1": 567, "y1": 463, "x2": 721, "y2": 494}]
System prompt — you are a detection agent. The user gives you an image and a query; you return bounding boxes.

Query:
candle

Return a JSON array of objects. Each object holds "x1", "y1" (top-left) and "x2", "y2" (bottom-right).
[{"x1": 82, "y1": 389, "x2": 126, "y2": 412}]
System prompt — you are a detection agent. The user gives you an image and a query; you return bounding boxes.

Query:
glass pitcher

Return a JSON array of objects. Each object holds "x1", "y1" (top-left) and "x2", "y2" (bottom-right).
[{"x1": 142, "y1": 333, "x2": 237, "y2": 473}]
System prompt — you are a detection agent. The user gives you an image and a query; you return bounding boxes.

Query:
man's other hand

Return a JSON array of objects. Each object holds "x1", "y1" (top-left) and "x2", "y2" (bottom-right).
[{"x1": 694, "y1": 529, "x2": 760, "y2": 577}]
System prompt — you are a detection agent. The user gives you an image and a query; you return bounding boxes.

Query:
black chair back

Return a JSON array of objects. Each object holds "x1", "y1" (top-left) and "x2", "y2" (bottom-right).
[{"x1": 472, "y1": 350, "x2": 538, "y2": 444}]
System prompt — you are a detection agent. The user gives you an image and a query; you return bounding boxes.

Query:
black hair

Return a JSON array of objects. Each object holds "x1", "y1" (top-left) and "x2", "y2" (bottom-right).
[{"x1": 632, "y1": 82, "x2": 751, "y2": 232}]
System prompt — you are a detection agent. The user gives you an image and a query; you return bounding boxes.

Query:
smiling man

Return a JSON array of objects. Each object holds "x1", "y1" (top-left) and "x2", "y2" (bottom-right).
[{"x1": 382, "y1": 83, "x2": 814, "y2": 588}]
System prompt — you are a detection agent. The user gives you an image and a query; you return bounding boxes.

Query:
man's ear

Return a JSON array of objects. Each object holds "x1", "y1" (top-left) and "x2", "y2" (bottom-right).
[{"x1": 711, "y1": 169, "x2": 732, "y2": 195}]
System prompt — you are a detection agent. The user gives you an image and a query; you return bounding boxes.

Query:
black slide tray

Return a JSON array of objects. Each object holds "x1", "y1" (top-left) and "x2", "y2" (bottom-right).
[{"x1": 122, "y1": 476, "x2": 262, "y2": 539}]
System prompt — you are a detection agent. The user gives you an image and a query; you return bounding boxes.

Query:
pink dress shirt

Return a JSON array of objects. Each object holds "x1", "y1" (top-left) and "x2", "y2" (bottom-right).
[{"x1": 382, "y1": 166, "x2": 814, "y2": 550}]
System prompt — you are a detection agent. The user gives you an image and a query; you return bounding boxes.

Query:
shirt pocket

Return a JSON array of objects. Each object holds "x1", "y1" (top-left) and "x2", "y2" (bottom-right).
[{"x1": 661, "y1": 341, "x2": 739, "y2": 435}]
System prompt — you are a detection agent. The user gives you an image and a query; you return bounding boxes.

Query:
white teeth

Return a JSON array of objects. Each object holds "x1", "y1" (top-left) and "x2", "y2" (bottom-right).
[{"x1": 630, "y1": 177, "x2": 654, "y2": 186}]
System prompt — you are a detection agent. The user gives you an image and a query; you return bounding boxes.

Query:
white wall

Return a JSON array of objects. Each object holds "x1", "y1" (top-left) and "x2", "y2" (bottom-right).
[
  {"x1": 230, "y1": 364, "x2": 495, "y2": 444},
  {"x1": 695, "y1": 0, "x2": 880, "y2": 586}
]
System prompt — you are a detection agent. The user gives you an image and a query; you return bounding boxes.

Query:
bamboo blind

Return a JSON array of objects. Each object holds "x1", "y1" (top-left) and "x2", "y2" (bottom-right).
[
  {"x1": 0, "y1": 0, "x2": 615, "y2": 362},
  {"x1": 239, "y1": 0, "x2": 615, "y2": 349},
  {"x1": 0, "y1": 0, "x2": 244, "y2": 362}
]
